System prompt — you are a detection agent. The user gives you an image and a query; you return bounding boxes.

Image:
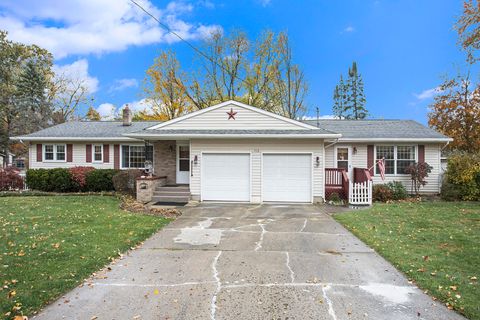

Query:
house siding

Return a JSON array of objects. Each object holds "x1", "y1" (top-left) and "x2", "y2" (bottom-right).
[
  {"x1": 156, "y1": 103, "x2": 308, "y2": 130},
  {"x1": 325, "y1": 143, "x2": 443, "y2": 193},
  {"x1": 28, "y1": 141, "x2": 143, "y2": 169},
  {"x1": 190, "y1": 138, "x2": 324, "y2": 203}
]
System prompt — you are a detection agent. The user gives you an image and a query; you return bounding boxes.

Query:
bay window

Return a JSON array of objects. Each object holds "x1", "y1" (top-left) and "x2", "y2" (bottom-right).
[
  {"x1": 44, "y1": 144, "x2": 66, "y2": 162},
  {"x1": 121, "y1": 145, "x2": 154, "y2": 169},
  {"x1": 375, "y1": 145, "x2": 416, "y2": 175}
]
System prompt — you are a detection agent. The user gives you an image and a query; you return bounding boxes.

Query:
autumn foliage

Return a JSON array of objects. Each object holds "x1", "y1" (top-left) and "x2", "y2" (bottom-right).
[
  {"x1": 68, "y1": 166, "x2": 95, "y2": 189},
  {"x1": 428, "y1": 74, "x2": 480, "y2": 152},
  {"x1": 0, "y1": 167, "x2": 24, "y2": 191}
]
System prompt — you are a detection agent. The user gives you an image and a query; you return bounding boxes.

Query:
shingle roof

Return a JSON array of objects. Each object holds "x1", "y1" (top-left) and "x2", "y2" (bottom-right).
[
  {"x1": 14, "y1": 121, "x2": 160, "y2": 139},
  {"x1": 130, "y1": 128, "x2": 337, "y2": 135},
  {"x1": 302, "y1": 119, "x2": 450, "y2": 140},
  {"x1": 12, "y1": 119, "x2": 451, "y2": 141}
]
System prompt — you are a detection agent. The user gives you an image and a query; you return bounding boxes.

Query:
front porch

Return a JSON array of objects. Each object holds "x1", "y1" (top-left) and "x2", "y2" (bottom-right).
[{"x1": 325, "y1": 167, "x2": 373, "y2": 205}]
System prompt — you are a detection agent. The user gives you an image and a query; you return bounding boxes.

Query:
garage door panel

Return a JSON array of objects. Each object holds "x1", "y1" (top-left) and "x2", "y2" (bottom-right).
[
  {"x1": 263, "y1": 154, "x2": 311, "y2": 202},
  {"x1": 202, "y1": 153, "x2": 250, "y2": 201}
]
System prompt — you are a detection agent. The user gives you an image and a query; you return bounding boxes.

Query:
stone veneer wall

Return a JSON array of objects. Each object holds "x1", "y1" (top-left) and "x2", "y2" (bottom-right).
[{"x1": 153, "y1": 140, "x2": 176, "y2": 185}]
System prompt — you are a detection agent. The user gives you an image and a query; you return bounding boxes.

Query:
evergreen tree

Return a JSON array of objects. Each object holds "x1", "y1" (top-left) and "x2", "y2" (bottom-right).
[
  {"x1": 345, "y1": 62, "x2": 367, "y2": 119},
  {"x1": 333, "y1": 75, "x2": 347, "y2": 118},
  {"x1": 15, "y1": 60, "x2": 52, "y2": 131}
]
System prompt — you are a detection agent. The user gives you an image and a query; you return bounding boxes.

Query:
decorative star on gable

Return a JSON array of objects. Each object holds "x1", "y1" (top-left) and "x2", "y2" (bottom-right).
[{"x1": 226, "y1": 108, "x2": 237, "y2": 120}]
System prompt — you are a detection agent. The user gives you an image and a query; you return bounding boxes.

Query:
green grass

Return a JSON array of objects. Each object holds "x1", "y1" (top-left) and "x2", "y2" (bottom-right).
[
  {"x1": 0, "y1": 196, "x2": 171, "y2": 319},
  {"x1": 334, "y1": 201, "x2": 480, "y2": 319}
]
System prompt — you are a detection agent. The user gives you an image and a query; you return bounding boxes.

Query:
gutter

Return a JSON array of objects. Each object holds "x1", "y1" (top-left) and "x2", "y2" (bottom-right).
[
  {"x1": 336, "y1": 137, "x2": 453, "y2": 143},
  {"x1": 10, "y1": 136, "x2": 142, "y2": 142}
]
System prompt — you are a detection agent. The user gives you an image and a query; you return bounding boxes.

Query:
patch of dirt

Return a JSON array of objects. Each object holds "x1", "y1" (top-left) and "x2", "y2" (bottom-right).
[{"x1": 119, "y1": 195, "x2": 182, "y2": 218}]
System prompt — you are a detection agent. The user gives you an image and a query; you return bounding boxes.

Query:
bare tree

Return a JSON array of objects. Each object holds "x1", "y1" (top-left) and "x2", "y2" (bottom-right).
[{"x1": 50, "y1": 73, "x2": 90, "y2": 124}]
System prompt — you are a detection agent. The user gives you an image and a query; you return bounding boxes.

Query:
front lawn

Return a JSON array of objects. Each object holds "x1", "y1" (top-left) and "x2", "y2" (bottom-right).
[
  {"x1": 0, "y1": 196, "x2": 171, "y2": 319},
  {"x1": 335, "y1": 201, "x2": 479, "y2": 320}
]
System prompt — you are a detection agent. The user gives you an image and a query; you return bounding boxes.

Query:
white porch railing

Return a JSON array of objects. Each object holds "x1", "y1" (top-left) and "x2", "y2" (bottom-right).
[{"x1": 349, "y1": 180, "x2": 372, "y2": 205}]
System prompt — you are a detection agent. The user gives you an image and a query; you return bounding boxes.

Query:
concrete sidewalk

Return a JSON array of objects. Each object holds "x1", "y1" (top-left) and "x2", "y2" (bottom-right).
[{"x1": 33, "y1": 203, "x2": 465, "y2": 320}]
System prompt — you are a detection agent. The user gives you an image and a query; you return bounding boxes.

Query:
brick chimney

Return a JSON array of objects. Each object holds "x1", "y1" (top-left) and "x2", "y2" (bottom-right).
[{"x1": 123, "y1": 105, "x2": 132, "y2": 126}]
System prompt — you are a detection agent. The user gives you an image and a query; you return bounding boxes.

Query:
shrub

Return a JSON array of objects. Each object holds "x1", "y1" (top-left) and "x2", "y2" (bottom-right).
[
  {"x1": 26, "y1": 169, "x2": 49, "y2": 191},
  {"x1": 49, "y1": 168, "x2": 76, "y2": 192},
  {"x1": 112, "y1": 169, "x2": 143, "y2": 195},
  {"x1": 327, "y1": 192, "x2": 341, "y2": 203},
  {"x1": 386, "y1": 181, "x2": 408, "y2": 200},
  {"x1": 440, "y1": 178, "x2": 464, "y2": 201},
  {"x1": 443, "y1": 152, "x2": 480, "y2": 201},
  {"x1": 85, "y1": 169, "x2": 118, "y2": 192},
  {"x1": 69, "y1": 166, "x2": 95, "y2": 190},
  {"x1": 373, "y1": 184, "x2": 393, "y2": 202},
  {"x1": 405, "y1": 162, "x2": 433, "y2": 195},
  {"x1": 26, "y1": 168, "x2": 76, "y2": 192},
  {"x1": 0, "y1": 167, "x2": 24, "y2": 191}
]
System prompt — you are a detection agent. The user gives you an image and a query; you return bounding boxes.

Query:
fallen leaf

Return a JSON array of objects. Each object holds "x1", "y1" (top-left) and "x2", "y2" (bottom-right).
[{"x1": 153, "y1": 289, "x2": 159, "y2": 295}]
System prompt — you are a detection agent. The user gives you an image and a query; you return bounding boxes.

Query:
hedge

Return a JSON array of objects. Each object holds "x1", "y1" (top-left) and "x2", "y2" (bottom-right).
[{"x1": 26, "y1": 168, "x2": 119, "y2": 192}]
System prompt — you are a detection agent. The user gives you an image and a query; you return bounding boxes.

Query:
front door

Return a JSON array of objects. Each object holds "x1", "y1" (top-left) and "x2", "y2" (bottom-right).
[
  {"x1": 176, "y1": 144, "x2": 190, "y2": 184},
  {"x1": 335, "y1": 146, "x2": 352, "y2": 179}
]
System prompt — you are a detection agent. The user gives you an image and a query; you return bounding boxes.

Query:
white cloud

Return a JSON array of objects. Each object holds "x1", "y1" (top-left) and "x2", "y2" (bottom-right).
[
  {"x1": 259, "y1": 0, "x2": 272, "y2": 6},
  {"x1": 96, "y1": 103, "x2": 117, "y2": 120},
  {"x1": 109, "y1": 78, "x2": 139, "y2": 92},
  {"x1": 414, "y1": 87, "x2": 442, "y2": 100},
  {"x1": 0, "y1": 0, "x2": 223, "y2": 59},
  {"x1": 343, "y1": 26, "x2": 355, "y2": 33},
  {"x1": 53, "y1": 59, "x2": 99, "y2": 93},
  {"x1": 120, "y1": 99, "x2": 153, "y2": 113}
]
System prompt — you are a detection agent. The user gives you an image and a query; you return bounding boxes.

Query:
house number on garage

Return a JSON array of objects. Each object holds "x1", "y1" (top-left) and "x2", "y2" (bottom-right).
[{"x1": 226, "y1": 108, "x2": 237, "y2": 120}]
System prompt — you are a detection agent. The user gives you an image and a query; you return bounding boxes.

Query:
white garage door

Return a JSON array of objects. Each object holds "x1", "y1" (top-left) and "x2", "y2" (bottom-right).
[
  {"x1": 202, "y1": 153, "x2": 250, "y2": 201},
  {"x1": 263, "y1": 154, "x2": 311, "y2": 202}
]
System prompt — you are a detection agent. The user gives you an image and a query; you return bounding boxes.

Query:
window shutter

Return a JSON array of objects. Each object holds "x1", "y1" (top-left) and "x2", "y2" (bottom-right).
[
  {"x1": 367, "y1": 145, "x2": 374, "y2": 176},
  {"x1": 114, "y1": 144, "x2": 120, "y2": 169},
  {"x1": 86, "y1": 144, "x2": 92, "y2": 163},
  {"x1": 418, "y1": 145, "x2": 425, "y2": 163},
  {"x1": 36, "y1": 144, "x2": 42, "y2": 162},
  {"x1": 67, "y1": 144, "x2": 73, "y2": 162},
  {"x1": 103, "y1": 144, "x2": 110, "y2": 163}
]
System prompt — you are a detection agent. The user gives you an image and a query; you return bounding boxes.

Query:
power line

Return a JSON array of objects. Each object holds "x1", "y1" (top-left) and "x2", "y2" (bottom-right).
[{"x1": 129, "y1": 0, "x2": 247, "y2": 84}]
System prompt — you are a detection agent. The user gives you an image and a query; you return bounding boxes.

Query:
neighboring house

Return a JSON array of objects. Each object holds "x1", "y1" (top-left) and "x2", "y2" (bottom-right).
[
  {"x1": 0, "y1": 152, "x2": 15, "y2": 168},
  {"x1": 12, "y1": 100, "x2": 452, "y2": 203}
]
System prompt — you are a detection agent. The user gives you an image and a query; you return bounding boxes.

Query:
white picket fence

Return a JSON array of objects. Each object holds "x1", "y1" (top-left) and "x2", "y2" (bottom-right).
[{"x1": 349, "y1": 180, "x2": 372, "y2": 205}]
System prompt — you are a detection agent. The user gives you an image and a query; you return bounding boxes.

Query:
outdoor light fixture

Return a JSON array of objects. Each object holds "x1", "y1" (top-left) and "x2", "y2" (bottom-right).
[
  {"x1": 353, "y1": 147, "x2": 357, "y2": 155},
  {"x1": 169, "y1": 145, "x2": 174, "y2": 152},
  {"x1": 315, "y1": 156, "x2": 320, "y2": 167},
  {"x1": 194, "y1": 155, "x2": 198, "y2": 165}
]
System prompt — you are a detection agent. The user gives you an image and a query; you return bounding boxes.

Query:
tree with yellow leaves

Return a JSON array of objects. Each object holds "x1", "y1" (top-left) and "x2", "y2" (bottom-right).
[
  {"x1": 140, "y1": 30, "x2": 308, "y2": 120},
  {"x1": 140, "y1": 51, "x2": 190, "y2": 121}
]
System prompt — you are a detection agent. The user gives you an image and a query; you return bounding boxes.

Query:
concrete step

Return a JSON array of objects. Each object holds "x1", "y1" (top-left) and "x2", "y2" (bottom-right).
[
  {"x1": 153, "y1": 191, "x2": 191, "y2": 197},
  {"x1": 155, "y1": 186, "x2": 190, "y2": 192},
  {"x1": 152, "y1": 195, "x2": 190, "y2": 203}
]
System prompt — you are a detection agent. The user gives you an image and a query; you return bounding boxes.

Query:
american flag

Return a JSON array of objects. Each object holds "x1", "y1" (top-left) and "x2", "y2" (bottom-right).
[{"x1": 378, "y1": 158, "x2": 386, "y2": 181}]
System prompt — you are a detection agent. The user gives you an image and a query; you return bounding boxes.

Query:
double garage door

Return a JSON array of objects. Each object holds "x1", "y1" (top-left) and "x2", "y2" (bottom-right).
[{"x1": 201, "y1": 153, "x2": 311, "y2": 202}]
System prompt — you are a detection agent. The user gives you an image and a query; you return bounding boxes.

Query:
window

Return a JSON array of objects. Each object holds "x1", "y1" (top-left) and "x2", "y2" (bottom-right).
[
  {"x1": 93, "y1": 145, "x2": 103, "y2": 162},
  {"x1": 121, "y1": 145, "x2": 153, "y2": 169},
  {"x1": 44, "y1": 144, "x2": 66, "y2": 162},
  {"x1": 375, "y1": 145, "x2": 416, "y2": 175},
  {"x1": 336, "y1": 147, "x2": 349, "y2": 171},
  {"x1": 396, "y1": 146, "x2": 416, "y2": 174}
]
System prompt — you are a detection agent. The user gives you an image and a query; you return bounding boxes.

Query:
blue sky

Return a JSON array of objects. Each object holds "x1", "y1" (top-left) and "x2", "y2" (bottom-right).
[{"x1": 0, "y1": 0, "x2": 473, "y2": 124}]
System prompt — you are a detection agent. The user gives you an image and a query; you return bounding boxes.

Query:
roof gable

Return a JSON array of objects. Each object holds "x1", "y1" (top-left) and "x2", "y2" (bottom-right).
[{"x1": 147, "y1": 101, "x2": 318, "y2": 131}]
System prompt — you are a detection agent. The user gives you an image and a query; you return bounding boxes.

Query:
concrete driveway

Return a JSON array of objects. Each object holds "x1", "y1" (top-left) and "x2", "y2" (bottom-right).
[{"x1": 34, "y1": 204, "x2": 465, "y2": 320}]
